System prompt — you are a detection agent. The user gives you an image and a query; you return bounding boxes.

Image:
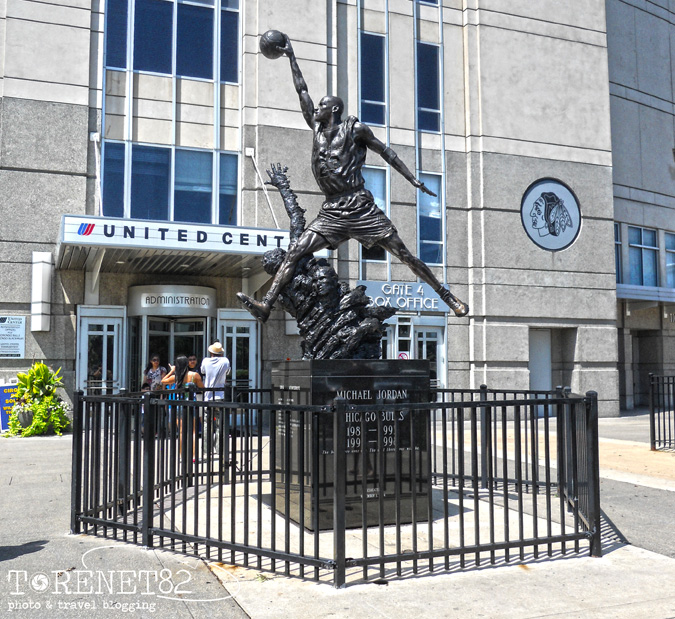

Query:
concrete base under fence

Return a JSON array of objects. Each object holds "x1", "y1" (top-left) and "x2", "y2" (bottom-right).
[{"x1": 155, "y1": 429, "x2": 591, "y2": 586}]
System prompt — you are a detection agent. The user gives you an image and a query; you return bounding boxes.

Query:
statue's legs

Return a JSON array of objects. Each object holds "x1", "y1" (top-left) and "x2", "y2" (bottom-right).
[
  {"x1": 378, "y1": 233, "x2": 469, "y2": 317},
  {"x1": 237, "y1": 230, "x2": 330, "y2": 322}
]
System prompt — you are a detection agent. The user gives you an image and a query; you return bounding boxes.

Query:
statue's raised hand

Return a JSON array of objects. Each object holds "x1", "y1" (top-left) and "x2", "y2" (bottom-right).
[
  {"x1": 265, "y1": 163, "x2": 290, "y2": 190},
  {"x1": 281, "y1": 34, "x2": 294, "y2": 58}
]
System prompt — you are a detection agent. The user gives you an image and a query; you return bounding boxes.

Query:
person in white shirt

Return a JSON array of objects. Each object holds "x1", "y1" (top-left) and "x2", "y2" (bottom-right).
[{"x1": 201, "y1": 341, "x2": 231, "y2": 401}]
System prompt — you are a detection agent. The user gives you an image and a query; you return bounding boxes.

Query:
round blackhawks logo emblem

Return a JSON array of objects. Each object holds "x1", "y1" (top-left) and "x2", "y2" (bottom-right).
[{"x1": 520, "y1": 178, "x2": 581, "y2": 251}]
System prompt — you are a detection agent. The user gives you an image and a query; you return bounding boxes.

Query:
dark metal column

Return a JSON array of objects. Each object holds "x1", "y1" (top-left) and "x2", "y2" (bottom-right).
[{"x1": 333, "y1": 399, "x2": 347, "y2": 588}]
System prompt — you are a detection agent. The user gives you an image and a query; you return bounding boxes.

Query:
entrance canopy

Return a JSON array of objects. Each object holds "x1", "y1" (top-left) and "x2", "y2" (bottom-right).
[{"x1": 55, "y1": 215, "x2": 291, "y2": 279}]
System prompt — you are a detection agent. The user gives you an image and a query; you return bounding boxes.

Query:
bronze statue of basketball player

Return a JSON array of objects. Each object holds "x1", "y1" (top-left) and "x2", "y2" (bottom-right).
[{"x1": 237, "y1": 34, "x2": 469, "y2": 322}]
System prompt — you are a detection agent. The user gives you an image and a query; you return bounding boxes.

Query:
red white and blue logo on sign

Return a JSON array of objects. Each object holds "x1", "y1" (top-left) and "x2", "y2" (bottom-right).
[{"x1": 77, "y1": 223, "x2": 95, "y2": 236}]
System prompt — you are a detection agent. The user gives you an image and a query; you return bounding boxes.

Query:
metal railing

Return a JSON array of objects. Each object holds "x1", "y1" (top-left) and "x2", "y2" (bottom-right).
[
  {"x1": 71, "y1": 386, "x2": 601, "y2": 587},
  {"x1": 649, "y1": 373, "x2": 675, "y2": 450}
]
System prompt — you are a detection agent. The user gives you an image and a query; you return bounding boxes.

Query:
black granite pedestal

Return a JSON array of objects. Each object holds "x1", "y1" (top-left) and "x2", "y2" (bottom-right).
[{"x1": 271, "y1": 359, "x2": 430, "y2": 530}]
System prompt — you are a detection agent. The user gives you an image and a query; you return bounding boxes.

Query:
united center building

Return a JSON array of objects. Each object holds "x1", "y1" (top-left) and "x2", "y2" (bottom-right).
[{"x1": 1, "y1": 0, "x2": 673, "y2": 417}]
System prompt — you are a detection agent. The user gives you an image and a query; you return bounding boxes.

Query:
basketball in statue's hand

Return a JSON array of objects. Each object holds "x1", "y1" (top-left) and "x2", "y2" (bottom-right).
[{"x1": 260, "y1": 30, "x2": 287, "y2": 59}]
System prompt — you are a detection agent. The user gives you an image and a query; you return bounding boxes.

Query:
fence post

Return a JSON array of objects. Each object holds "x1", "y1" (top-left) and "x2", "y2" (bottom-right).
[
  {"x1": 479, "y1": 384, "x2": 488, "y2": 489},
  {"x1": 648, "y1": 373, "x2": 656, "y2": 451},
  {"x1": 142, "y1": 391, "x2": 155, "y2": 548},
  {"x1": 70, "y1": 391, "x2": 84, "y2": 534},
  {"x1": 333, "y1": 399, "x2": 347, "y2": 588},
  {"x1": 188, "y1": 383, "x2": 196, "y2": 483},
  {"x1": 118, "y1": 389, "x2": 130, "y2": 516},
  {"x1": 585, "y1": 391, "x2": 602, "y2": 557}
]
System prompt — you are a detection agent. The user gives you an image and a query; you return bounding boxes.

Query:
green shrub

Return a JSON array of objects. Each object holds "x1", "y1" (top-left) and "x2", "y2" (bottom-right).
[
  {"x1": 5, "y1": 362, "x2": 71, "y2": 437},
  {"x1": 16, "y1": 361, "x2": 63, "y2": 400}
]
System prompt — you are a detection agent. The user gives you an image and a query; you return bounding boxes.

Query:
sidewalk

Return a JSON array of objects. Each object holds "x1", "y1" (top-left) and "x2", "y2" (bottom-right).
[
  {"x1": 0, "y1": 436, "x2": 247, "y2": 618},
  {"x1": 1, "y1": 412, "x2": 674, "y2": 618}
]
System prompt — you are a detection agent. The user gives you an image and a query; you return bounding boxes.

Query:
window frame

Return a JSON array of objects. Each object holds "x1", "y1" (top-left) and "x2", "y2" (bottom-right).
[
  {"x1": 218, "y1": 151, "x2": 238, "y2": 226},
  {"x1": 416, "y1": 41, "x2": 441, "y2": 133},
  {"x1": 666, "y1": 232, "x2": 675, "y2": 289},
  {"x1": 130, "y1": 142, "x2": 172, "y2": 221},
  {"x1": 174, "y1": 147, "x2": 214, "y2": 224},
  {"x1": 614, "y1": 222, "x2": 622, "y2": 284},
  {"x1": 104, "y1": 0, "x2": 129, "y2": 70},
  {"x1": 220, "y1": 3, "x2": 239, "y2": 84},
  {"x1": 176, "y1": 1, "x2": 215, "y2": 81},
  {"x1": 360, "y1": 165, "x2": 389, "y2": 264},
  {"x1": 101, "y1": 140, "x2": 126, "y2": 218},
  {"x1": 101, "y1": 140, "x2": 239, "y2": 225},
  {"x1": 359, "y1": 31, "x2": 387, "y2": 127},
  {"x1": 132, "y1": 0, "x2": 174, "y2": 76},
  {"x1": 628, "y1": 225, "x2": 659, "y2": 287},
  {"x1": 105, "y1": 0, "x2": 240, "y2": 85},
  {"x1": 417, "y1": 172, "x2": 444, "y2": 266}
]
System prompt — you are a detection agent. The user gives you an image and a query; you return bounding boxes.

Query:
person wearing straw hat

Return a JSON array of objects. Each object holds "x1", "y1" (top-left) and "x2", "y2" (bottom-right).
[{"x1": 201, "y1": 341, "x2": 231, "y2": 401}]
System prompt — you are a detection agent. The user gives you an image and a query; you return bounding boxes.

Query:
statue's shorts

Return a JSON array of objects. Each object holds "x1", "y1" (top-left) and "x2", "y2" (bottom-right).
[{"x1": 306, "y1": 188, "x2": 397, "y2": 250}]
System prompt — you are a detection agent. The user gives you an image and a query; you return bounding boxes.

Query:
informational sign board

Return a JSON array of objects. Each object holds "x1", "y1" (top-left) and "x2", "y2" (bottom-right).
[
  {"x1": 0, "y1": 385, "x2": 19, "y2": 432},
  {"x1": 61, "y1": 215, "x2": 291, "y2": 256},
  {"x1": 128, "y1": 285, "x2": 218, "y2": 318},
  {"x1": 0, "y1": 316, "x2": 26, "y2": 359}
]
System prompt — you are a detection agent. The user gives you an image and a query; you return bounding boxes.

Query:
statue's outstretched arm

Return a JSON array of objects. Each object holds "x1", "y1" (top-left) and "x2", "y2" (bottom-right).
[
  {"x1": 281, "y1": 36, "x2": 314, "y2": 128},
  {"x1": 354, "y1": 122, "x2": 436, "y2": 197},
  {"x1": 265, "y1": 164, "x2": 306, "y2": 243}
]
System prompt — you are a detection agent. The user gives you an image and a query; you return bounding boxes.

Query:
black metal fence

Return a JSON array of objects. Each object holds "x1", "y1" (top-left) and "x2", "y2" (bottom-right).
[
  {"x1": 649, "y1": 373, "x2": 675, "y2": 450},
  {"x1": 71, "y1": 385, "x2": 601, "y2": 588}
]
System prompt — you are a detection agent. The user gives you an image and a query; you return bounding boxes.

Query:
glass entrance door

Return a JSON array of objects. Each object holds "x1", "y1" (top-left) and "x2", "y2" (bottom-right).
[
  {"x1": 78, "y1": 317, "x2": 124, "y2": 394},
  {"x1": 221, "y1": 322, "x2": 257, "y2": 390},
  {"x1": 416, "y1": 327, "x2": 442, "y2": 387},
  {"x1": 147, "y1": 318, "x2": 206, "y2": 374},
  {"x1": 383, "y1": 318, "x2": 445, "y2": 387}
]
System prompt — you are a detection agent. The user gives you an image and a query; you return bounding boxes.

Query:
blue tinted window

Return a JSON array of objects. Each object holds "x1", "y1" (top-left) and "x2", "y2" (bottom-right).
[
  {"x1": 628, "y1": 226, "x2": 641, "y2": 245},
  {"x1": 102, "y1": 142, "x2": 125, "y2": 218},
  {"x1": 666, "y1": 233, "x2": 675, "y2": 251},
  {"x1": 219, "y1": 153, "x2": 237, "y2": 225},
  {"x1": 134, "y1": 0, "x2": 173, "y2": 74},
  {"x1": 105, "y1": 0, "x2": 128, "y2": 69},
  {"x1": 420, "y1": 240, "x2": 443, "y2": 264},
  {"x1": 131, "y1": 145, "x2": 171, "y2": 220},
  {"x1": 643, "y1": 250, "x2": 658, "y2": 286},
  {"x1": 628, "y1": 226, "x2": 659, "y2": 286},
  {"x1": 177, "y1": 4, "x2": 214, "y2": 79},
  {"x1": 220, "y1": 10, "x2": 238, "y2": 83},
  {"x1": 420, "y1": 243, "x2": 443, "y2": 264},
  {"x1": 360, "y1": 33, "x2": 385, "y2": 125},
  {"x1": 417, "y1": 42, "x2": 440, "y2": 132},
  {"x1": 418, "y1": 110, "x2": 439, "y2": 132},
  {"x1": 175, "y1": 150, "x2": 212, "y2": 224},
  {"x1": 667, "y1": 233, "x2": 675, "y2": 288},
  {"x1": 361, "y1": 103, "x2": 385, "y2": 125},
  {"x1": 362, "y1": 167, "x2": 386, "y2": 261},
  {"x1": 419, "y1": 173, "x2": 443, "y2": 264}
]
